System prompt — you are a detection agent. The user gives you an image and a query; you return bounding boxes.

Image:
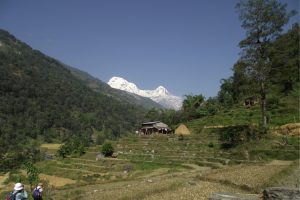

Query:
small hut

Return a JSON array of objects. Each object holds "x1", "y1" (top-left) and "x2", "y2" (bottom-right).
[
  {"x1": 175, "y1": 124, "x2": 191, "y2": 135},
  {"x1": 140, "y1": 121, "x2": 172, "y2": 135},
  {"x1": 244, "y1": 96, "x2": 258, "y2": 108}
]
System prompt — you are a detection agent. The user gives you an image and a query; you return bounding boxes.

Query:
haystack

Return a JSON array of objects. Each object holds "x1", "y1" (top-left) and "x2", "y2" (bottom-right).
[{"x1": 175, "y1": 124, "x2": 191, "y2": 135}]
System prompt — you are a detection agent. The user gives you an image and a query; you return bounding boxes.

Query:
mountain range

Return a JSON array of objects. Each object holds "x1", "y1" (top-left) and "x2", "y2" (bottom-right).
[
  {"x1": 108, "y1": 77, "x2": 183, "y2": 110},
  {"x1": 65, "y1": 66, "x2": 163, "y2": 109}
]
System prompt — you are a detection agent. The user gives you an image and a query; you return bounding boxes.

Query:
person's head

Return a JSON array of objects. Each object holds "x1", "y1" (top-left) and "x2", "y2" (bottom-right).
[
  {"x1": 14, "y1": 183, "x2": 24, "y2": 191},
  {"x1": 37, "y1": 183, "x2": 43, "y2": 192}
]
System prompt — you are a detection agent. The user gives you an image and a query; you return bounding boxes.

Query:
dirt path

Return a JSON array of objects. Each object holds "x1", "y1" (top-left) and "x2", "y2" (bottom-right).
[
  {"x1": 182, "y1": 163, "x2": 211, "y2": 171},
  {"x1": 266, "y1": 160, "x2": 293, "y2": 166}
]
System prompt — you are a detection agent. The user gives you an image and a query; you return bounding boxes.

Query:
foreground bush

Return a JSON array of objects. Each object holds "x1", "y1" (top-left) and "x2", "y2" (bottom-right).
[
  {"x1": 101, "y1": 143, "x2": 114, "y2": 157},
  {"x1": 219, "y1": 125, "x2": 259, "y2": 148}
]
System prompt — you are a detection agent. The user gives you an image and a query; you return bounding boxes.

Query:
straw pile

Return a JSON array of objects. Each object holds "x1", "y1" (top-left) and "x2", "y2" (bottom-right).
[
  {"x1": 274, "y1": 123, "x2": 300, "y2": 136},
  {"x1": 175, "y1": 124, "x2": 191, "y2": 135}
]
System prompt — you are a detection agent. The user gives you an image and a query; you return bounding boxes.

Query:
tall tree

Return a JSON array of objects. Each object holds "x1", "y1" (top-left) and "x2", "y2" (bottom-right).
[
  {"x1": 236, "y1": 0, "x2": 295, "y2": 127},
  {"x1": 182, "y1": 94, "x2": 205, "y2": 111},
  {"x1": 182, "y1": 94, "x2": 205, "y2": 120},
  {"x1": 269, "y1": 24, "x2": 299, "y2": 95}
]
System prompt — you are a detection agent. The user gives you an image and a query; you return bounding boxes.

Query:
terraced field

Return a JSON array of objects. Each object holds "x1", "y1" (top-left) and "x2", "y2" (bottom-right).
[{"x1": 1, "y1": 129, "x2": 298, "y2": 200}]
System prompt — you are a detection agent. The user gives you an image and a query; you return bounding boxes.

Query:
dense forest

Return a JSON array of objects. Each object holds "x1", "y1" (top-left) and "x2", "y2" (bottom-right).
[{"x1": 0, "y1": 30, "x2": 149, "y2": 170}]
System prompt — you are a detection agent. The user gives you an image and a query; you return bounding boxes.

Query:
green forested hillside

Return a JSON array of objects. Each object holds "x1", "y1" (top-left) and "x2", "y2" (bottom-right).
[{"x1": 0, "y1": 29, "x2": 147, "y2": 170}]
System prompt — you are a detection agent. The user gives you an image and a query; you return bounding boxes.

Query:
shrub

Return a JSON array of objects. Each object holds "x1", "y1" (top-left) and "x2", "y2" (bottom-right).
[
  {"x1": 219, "y1": 125, "x2": 259, "y2": 149},
  {"x1": 56, "y1": 138, "x2": 86, "y2": 159},
  {"x1": 101, "y1": 143, "x2": 114, "y2": 157},
  {"x1": 57, "y1": 144, "x2": 69, "y2": 159}
]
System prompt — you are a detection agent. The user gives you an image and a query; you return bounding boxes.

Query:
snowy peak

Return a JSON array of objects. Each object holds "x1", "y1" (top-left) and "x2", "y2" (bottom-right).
[
  {"x1": 154, "y1": 86, "x2": 169, "y2": 96},
  {"x1": 108, "y1": 76, "x2": 139, "y2": 94},
  {"x1": 108, "y1": 77, "x2": 182, "y2": 110}
]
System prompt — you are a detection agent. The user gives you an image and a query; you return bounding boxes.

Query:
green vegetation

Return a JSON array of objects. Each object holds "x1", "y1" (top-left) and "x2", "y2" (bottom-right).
[
  {"x1": 101, "y1": 142, "x2": 114, "y2": 157},
  {"x1": 236, "y1": 0, "x2": 295, "y2": 127},
  {"x1": 24, "y1": 162, "x2": 40, "y2": 190},
  {"x1": 57, "y1": 138, "x2": 86, "y2": 159},
  {"x1": 218, "y1": 125, "x2": 260, "y2": 148},
  {"x1": 0, "y1": 30, "x2": 148, "y2": 171}
]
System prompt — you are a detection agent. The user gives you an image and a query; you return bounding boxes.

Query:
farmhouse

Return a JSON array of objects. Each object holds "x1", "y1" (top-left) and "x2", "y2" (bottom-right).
[{"x1": 140, "y1": 121, "x2": 172, "y2": 135}]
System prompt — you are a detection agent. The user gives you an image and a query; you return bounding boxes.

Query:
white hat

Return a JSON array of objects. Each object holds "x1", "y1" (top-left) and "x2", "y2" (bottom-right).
[
  {"x1": 14, "y1": 183, "x2": 23, "y2": 191},
  {"x1": 35, "y1": 186, "x2": 42, "y2": 192}
]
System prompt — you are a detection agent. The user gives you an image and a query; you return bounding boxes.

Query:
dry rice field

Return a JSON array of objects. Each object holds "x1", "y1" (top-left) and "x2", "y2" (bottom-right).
[{"x1": 50, "y1": 160, "x2": 297, "y2": 200}]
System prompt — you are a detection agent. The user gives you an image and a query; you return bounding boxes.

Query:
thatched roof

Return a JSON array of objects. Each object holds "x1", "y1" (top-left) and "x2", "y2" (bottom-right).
[
  {"x1": 175, "y1": 124, "x2": 191, "y2": 135},
  {"x1": 141, "y1": 121, "x2": 169, "y2": 129}
]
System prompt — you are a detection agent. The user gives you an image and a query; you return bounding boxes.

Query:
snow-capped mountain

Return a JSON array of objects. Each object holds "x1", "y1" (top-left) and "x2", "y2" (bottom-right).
[{"x1": 108, "y1": 77, "x2": 183, "y2": 110}]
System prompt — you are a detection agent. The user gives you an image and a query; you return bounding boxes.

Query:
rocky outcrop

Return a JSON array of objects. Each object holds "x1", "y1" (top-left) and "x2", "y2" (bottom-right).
[{"x1": 262, "y1": 187, "x2": 300, "y2": 200}]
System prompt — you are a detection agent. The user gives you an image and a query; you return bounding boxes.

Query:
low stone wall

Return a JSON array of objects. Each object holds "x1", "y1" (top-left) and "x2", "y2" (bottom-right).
[{"x1": 208, "y1": 193, "x2": 258, "y2": 200}]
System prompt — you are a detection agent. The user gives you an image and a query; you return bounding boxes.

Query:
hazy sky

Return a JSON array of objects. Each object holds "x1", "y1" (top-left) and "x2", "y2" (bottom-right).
[{"x1": 0, "y1": 0, "x2": 298, "y2": 98}]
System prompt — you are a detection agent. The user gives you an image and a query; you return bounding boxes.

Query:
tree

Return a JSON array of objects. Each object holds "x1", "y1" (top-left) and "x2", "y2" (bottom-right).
[
  {"x1": 24, "y1": 162, "x2": 40, "y2": 191},
  {"x1": 269, "y1": 24, "x2": 299, "y2": 95},
  {"x1": 182, "y1": 94, "x2": 205, "y2": 111},
  {"x1": 182, "y1": 94, "x2": 205, "y2": 120},
  {"x1": 232, "y1": 61, "x2": 258, "y2": 102},
  {"x1": 57, "y1": 144, "x2": 69, "y2": 159},
  {"x1": 217, "y1": 78, "x2": 234, "y2": 107},
  {"x1": 236, "y1": 0, "x2": 295, "y2": 127},
  {"x1": 145, "y1": 108, "x2": 160, "y2": 121}
]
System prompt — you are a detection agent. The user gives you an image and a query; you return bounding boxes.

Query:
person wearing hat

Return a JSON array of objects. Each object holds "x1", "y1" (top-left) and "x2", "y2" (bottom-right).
[
  {"x1": 13, "y1": 182, "x2": 28, "y2": 200},
  {"x1": 32, "y1": 183, "x2": 43, "y2": 200}
]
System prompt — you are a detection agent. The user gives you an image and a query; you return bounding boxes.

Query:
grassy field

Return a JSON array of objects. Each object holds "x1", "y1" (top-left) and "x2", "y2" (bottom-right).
[{"x1": 1, "y1": 127, "x2": 299, "y2": 200}]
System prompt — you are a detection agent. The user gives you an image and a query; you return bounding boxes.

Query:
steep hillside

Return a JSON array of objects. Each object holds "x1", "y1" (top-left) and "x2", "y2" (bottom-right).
[
  {"x1": 0, "y1": 29, "x2": 147, "y2": 170},
  {"x1": 66, "y1": 66, "x2": 163, "y2": 109}
]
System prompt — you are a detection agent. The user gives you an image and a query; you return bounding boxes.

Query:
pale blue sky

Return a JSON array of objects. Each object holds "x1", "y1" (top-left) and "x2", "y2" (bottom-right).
[{"x1": 0, "y1": 0, "x2": 298, "y2": 98}]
